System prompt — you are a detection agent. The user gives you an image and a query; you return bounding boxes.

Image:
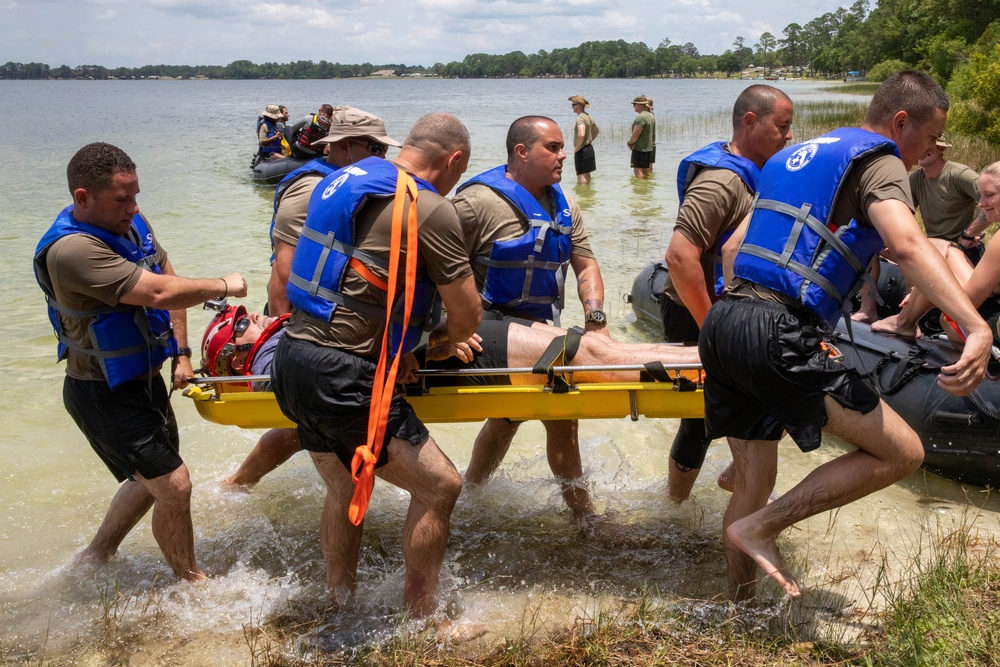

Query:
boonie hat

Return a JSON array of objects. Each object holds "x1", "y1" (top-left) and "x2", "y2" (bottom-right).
[
  {"x1": 632, "y1": 95, "x2": 653, "y2": 109},
  {"x1": 262, "y1": 104, "x2": 282, "y2": 120},
  {"x1": 936, "y1": 134, "x2": 952, "y2": 148},
  {"x1": 313, "y1": 107, "x2": 403, "y2": 147},
  {"x1": 569, "y1": 95, "x2": 590, "y2": 107}
]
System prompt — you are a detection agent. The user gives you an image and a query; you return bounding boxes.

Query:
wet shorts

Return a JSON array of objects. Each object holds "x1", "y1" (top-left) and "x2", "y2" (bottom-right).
[
  {"x1": 659, "y1": 296, "x2": 700, "y2": 344},
  {"x1": 271, "y1": 335, "x2": 429, "y2": 470},
  {"x1": 63, "y1": 374, "x2": 182, "y2": 483},
  {"x1": 698, "y1": 296, "x2": 880, "y2": 451},
  {"x1": 418, "y1": 317, "x2": 514, "y2": 388},
  {"x1": 574, "y1": 144, "x2": 596, "y2": 175},
  {"x1": 630, "y1": 148, "x2": 655, "y2": 169}
]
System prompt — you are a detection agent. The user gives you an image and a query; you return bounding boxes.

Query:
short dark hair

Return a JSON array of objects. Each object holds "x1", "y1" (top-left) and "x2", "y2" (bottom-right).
[
  {"x1": 319, "y1": 104, "x2": 334, "y2": 115},
  {"x1": 865, "y1": 70, "x2": 949, "y2": 127},
  {"x1": 405, "y1": 112, "x2": 471, "y2": 158},
  {"x1": 732, "y1": 84, "x2": 792, "y2": 130},
  {"x1": 506, "y1": 116, "x2": 555, "y2": 158},
  {"x1": 66, "y1": 142, "x2": 136, "y2": 196}
]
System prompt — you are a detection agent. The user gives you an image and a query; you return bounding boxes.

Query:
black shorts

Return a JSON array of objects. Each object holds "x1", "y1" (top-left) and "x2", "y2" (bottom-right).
[
  {"x1": 574, "y1": 144, "x2": 596, "y2": 175},
  {"x1": 420, "y1": 317, "x2": 513, "y2": 387},
  {"x1": 63, "y1": 375, "x2": 182, "y2": 483},
  {"x1": 659, "y1": 296, "x2": 700, "y2": 344},
  {"x1": 631, "y1": 148, "x2": 655, "y2": 169},
  {"x1": 271, "y1": 335, "x2": 429, "y2": 469},
  {"x1": 698, "y1": 296, "x2": 880, "y2": 451}
]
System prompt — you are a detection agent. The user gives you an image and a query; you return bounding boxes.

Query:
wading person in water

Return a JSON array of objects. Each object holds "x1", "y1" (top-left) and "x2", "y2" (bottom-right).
[{"x1": 700, "y1": 71, "x2": 990, "y2": 600}]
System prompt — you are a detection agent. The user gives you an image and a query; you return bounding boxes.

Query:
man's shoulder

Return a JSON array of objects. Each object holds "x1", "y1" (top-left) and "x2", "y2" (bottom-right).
[
  {"x1": 944, "y1": 160, "x2": 977, "y2": 179},
  {"x1": 46, "y1": 231, "x2": 115, "y2": 263}
]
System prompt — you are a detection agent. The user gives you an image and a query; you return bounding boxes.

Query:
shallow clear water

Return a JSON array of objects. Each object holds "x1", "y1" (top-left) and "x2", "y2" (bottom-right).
[{"x1": 2, "y1": 78, "x2": 998, "y2": 663}]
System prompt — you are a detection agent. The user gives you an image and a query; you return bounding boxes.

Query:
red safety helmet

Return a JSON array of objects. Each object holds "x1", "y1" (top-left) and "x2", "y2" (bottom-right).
[{"x1": 201, "y1": 304, "x2": 249, "y2": 377}]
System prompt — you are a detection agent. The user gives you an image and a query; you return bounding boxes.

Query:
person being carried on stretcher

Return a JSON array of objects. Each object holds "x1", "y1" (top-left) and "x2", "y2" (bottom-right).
[{"x1": 200, "y1": 301, "x2": 701, "y2": 488}]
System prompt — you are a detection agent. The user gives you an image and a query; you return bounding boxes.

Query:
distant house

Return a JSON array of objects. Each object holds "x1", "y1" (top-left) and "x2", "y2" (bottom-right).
[{"x1": 371, "y1": 69, "x2": 396, "y2": 77}]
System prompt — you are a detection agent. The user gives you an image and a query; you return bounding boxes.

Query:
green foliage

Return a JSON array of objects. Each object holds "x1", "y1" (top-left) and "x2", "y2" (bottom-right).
[
  {"x1": 867, "y1": 58, "x2": 912, "y2": 81},
  {"x1": 948, "y1": 23, "x2": 1000, "y2": 145}
]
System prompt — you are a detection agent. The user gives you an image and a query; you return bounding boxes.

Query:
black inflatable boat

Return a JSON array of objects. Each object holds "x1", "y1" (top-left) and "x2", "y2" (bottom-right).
[{"x1": 628, "y1": 260, "x2": 1000, "y2": 488}]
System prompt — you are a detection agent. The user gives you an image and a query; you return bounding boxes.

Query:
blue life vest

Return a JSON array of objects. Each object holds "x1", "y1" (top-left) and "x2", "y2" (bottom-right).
[
  {"x1": 33, "y1": 207, "x2": 178, "y2": 389},
  {"x1": 286, "y1": 157, "x2": 440, "y2": 354},
  {"x1": 733, "y1": 128, "x2": 899, "y2": 328},
  {"x1": 676, "y1": 142, "x2": 760, "y2": 296},
  {"x1": 269, "y1": 158, "x2": 338, "y2": 262},
  {"x1": 456, "y1": 165, "x2": 574, "y2": 322},
  {"x1": 257, "y1": 117, "x2": 282, "y2": 156}
]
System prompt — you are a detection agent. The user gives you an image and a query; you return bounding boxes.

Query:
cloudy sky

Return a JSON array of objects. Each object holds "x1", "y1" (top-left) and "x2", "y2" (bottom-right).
[{"x1": 3, "y1": 0, "x2": 853, "y2": 68}]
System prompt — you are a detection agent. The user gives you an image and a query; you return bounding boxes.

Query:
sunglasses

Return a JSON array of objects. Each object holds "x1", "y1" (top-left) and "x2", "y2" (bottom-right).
[
  {"x1": 353, "y1": 139, "x2": 387, "y2": 157},
  {"x1": 234, "y1": 316, "x2": 251, "y2": 336}
]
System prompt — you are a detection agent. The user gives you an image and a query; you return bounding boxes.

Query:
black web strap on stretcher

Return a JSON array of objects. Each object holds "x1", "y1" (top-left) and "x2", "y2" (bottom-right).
[
  {"x1": 532, "y1": 325, "x2": 585, "y2": 392},
  {"x1": 530, "y1": 328, "x2": 700, "y2": 392}
]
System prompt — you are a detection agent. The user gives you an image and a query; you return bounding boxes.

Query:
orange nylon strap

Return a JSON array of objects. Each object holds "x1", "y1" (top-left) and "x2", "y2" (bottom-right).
[
  {"x1": 348, "y1": 169, "x2": 421, "y2": 526},
  {"x1": 349, "y1": 256, "x2": 390, "y2": 292}
]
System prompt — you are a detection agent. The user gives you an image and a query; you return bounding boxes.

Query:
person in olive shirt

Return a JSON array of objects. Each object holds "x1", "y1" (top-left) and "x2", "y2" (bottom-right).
[
  {"x1": 628, "y1": 95, "x2": 656, "y2": 178},
  {"x1": 706, "y1": 71, "x2": 989, "y2": 601},
  {"x1": 34, "y1": 142, "x2": 247, "y2": 581},
  {"x1": 569, "y1": 95, "x2": 599, "y2": 184},
  {"x1": 910, "y1": 135, "x2": 989, "y2": 264},
  {"x1": 271, "y1": 113, "x2": 481, "y2": 617},
  {"x1": 661, "y1": 85, "x2": 794, "y2": 503},
  {"x1": 453, "y1": 116, "x2": 608, "y2": 522}
]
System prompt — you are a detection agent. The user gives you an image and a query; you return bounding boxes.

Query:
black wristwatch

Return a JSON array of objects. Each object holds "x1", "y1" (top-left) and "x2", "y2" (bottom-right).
[
  {"x1": 585, "y1": 310, "x2": 607, "y2": 326},
  {"x1": 173, "y1": 347, "x2": 192, "y2": 359},
  {"x1": 961, "y1": 230, "x2": 976, "y2": 241}
]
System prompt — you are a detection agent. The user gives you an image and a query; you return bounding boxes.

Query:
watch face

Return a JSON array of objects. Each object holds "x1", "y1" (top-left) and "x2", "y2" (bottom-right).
[{"x1": 587, "y1": 310, "x2": 606, "y2": 325}]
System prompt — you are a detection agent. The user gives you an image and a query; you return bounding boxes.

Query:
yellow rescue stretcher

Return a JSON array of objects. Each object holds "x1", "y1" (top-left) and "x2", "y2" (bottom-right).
[{"x1": 184, "y1": 363, "x2": 706, "y2": 429}]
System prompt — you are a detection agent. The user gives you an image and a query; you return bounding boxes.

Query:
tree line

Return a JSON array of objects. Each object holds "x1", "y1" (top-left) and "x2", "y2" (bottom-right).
[
  {"x1": 3, "y1": 0, "x2": 996, "y2": 82},
  {"x1": 3, "y1": 0, "x2": 997, "y2": 140}
]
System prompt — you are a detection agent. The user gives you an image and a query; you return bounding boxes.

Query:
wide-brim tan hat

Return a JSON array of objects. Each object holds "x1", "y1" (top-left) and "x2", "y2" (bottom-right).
[
  {"x1": 936, "y1": 134, "x2": 952, "y2": 148},
  {"x1": 262, "y1": 104, "x2": 282, "y2": 120},
  {"x1": 569, "y1": 95, "x2": 589, "y2": 107},
  {"x1": 312, "y1": 106, "x2": 403, "y2": 147},
  {"x1": 632, "y1": 94, "x2": 653, "y2": 109}
]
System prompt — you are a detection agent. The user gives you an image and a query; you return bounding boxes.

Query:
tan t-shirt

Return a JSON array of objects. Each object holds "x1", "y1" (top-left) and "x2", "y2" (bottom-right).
[
  {"x1": 909, "y1": 160, "x2": 980, "y2": 240},
  {"x1": 662, "y1": 152, "x2": 755, "y2": 305},
  {"x1": 574, "y1": 113, "x2": 597, "y2": 152},
  {"x1": 272, "y1": 172, "x2": 324, "y2": 247},
  {"x1": 451, "y1": 181, "x2": 594, "y2": 295},
  {"x1": 42, "y1": 227, "x2": 166, "y2": 381},
  {"x1": 731, "y1": 151, "x2": 912, "y2": 304},
  {"x1": 286, "y1": 181, "x2": 472, "y2": 359}
]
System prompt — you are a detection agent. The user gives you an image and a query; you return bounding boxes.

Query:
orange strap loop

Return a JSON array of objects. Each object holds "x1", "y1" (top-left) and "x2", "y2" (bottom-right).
[{"x1": 348, "y1": 169, "x2": 421, "y2": 526}]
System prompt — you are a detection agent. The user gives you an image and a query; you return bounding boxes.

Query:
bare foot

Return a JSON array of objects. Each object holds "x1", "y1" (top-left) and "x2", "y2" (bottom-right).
[
  {"x1": 851, "y1": 308, "x2": 878, "y2": 324},
  {"x1": 870, "y1": 314, "x2": 919, "y2": 338},
  {"x1": 220, "y1": 476, "x2": 255, "y2": 492},
  {"x1": 435, "y1": 619, "x2": 489, "y2": 643},
  {"x1": 726, "y1": 516, "x2": 801, "y2": 597},
  {"x1": 717, "y1": 462, "x2": 735, "y2": 493},
  {"x1": 72, "y1": 547, "x2": 110, "y2": 567}
]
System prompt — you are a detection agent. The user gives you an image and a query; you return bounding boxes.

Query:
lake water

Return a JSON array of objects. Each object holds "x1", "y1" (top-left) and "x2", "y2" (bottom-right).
[{"x1": 2, "y1": 78, "x2": 997, "y2": 663}]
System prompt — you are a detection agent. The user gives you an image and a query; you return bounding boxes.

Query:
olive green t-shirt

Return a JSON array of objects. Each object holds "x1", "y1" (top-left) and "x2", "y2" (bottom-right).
[
  {"x1": 909, "y1": 160, "x2": 980, "y2": 241},
  {"x1": 43, "y1": 226, "x2": 166, "y2": 381},
  {"x1": 272, "y1": 172, "x2": 324, "y2": 247},
  {"x1": 451, "y1": 181, "x2": 595, "y2": 295},
  {"x1": 631, "y1": 111, "x2": 656, "y2": 153},
  {"x1": 662, "y1": 149, "x2": 755, "y2": 305},
  {"x1": 286, "y1": 180, "x2": 472, "y2": 359}
]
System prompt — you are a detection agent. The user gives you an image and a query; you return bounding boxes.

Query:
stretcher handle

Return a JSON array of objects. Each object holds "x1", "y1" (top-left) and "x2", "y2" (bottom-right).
[{"x1": 189, "y1": 362, "x2": 704, "y2": 386}]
